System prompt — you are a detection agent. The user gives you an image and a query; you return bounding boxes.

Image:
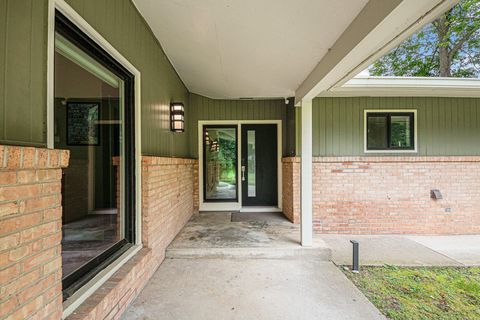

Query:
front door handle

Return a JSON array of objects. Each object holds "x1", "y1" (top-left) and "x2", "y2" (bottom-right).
[{"x1": 241, "y1": 166, "x2": 246, "y2": 181}]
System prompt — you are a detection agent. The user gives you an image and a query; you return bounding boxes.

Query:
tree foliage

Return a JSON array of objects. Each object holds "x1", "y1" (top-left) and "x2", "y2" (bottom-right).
[{"x1": 370, "y1": 0, "x2": 480, "y2": 78}]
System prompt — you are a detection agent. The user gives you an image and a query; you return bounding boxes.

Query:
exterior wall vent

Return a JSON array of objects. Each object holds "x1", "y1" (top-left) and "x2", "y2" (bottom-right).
[{"x1": 431, "y1": 189, "x2": 442, "y2": 200}]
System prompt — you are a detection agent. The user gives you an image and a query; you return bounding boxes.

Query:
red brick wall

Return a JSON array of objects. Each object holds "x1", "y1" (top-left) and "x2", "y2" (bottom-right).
[
  {"x1": 285, "y1": 156, "x2": 480, "y2": 234},
  {"x1": 0, "y1": 145, "x2": 69, "y2": 320},
  {"x1": 68, "y1": 157, "x2": 196, "y2": 320},
  {"x1": 282, "y1": 158, "x2": 300, "y2": 223},
  {"x1": 141, "y1": 157, "x2": 196, "y2": 260},
  {"x1": 66, "y1": 249, "x2": 157, "y2": 320}
]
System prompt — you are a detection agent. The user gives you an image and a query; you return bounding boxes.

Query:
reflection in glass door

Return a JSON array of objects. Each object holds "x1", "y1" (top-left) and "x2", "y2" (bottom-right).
[
  {"x1": 55, "y1": 11, "x2": 135, "y2": 300},
  {"x1": 203, "y1": 126, "x2": 238, "y2": 202}
]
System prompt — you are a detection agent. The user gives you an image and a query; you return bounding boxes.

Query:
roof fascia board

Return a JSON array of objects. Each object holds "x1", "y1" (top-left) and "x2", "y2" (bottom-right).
[
  {"x1": 319, "y1": 77, "x2": 480, "y2": 98},
  {"x1": 295, "y1": 0, "x2": 459, "y2": 105}
]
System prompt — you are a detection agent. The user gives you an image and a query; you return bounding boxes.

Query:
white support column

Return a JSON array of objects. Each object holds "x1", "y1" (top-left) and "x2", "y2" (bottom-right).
[{"x1": 300, "y1": 99, "x2": 313, "y2": 246}]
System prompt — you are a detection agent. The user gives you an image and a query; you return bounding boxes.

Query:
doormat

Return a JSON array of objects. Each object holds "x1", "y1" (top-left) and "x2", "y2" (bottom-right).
[{"x1": 231, "y1": 211, "x2": 288, "y2": 223}]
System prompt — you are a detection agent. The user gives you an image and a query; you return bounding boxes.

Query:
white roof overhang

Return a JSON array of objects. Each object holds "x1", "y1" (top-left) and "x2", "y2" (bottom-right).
[
  {"x1": 319, "y1": 77, "x2": 480, "y2": 98},
  {"x1": 295, "y1": 0, "x2": 460, "y2": 104}
]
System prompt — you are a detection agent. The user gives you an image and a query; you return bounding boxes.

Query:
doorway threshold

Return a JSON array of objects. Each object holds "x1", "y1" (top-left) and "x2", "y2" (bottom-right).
[{"x1": 240, "y1": 206, "x2": 282, "y2": 213}]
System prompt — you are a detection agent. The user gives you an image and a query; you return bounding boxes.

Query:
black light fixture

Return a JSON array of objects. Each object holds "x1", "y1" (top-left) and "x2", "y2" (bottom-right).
[
  {"x1": 170, "y1": 102, "x2": 185, "y2": 132},
  {"x1": 211, "y1": 139, "x2": 219, "y2": 152}
]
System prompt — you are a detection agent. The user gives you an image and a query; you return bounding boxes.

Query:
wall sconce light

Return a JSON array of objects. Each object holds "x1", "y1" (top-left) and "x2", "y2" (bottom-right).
[{"x1": 170, "y1": 102, "x2": 185, "y2": 132}]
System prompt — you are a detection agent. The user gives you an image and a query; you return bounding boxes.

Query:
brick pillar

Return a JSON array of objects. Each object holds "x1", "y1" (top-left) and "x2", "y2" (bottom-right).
[
  {"x1": 0, "y1": 145, "x2": 69, "y2": 320},
  {"x1": 282, "y1": 157, "x2": 300, "y2": 224}
]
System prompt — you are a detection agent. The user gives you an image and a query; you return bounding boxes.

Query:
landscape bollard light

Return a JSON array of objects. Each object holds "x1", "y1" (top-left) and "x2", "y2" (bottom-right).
[{"x1": 350, "y1": 240, "x2": 359, "y2": 273}]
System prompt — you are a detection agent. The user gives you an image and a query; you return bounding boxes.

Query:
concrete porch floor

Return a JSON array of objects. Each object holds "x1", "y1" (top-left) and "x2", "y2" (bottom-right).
[
  {"x1": 121, "y1": 212, "x2": 385, "y2": 319},
  {"x1": 122, "y1": 212, "x2": 480, "y2": 319},
  {"x1": 166, "y1": 212, "x2": 331, "y2": 259}
]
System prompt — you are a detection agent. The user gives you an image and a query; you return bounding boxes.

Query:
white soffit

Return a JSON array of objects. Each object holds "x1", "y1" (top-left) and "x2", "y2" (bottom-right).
[
  {"x1": 132, "y1": 0, "x2": 369, "y2": 99},
  {"x1": 320, "y1": 76, "x2": 480, "y2": 98}
]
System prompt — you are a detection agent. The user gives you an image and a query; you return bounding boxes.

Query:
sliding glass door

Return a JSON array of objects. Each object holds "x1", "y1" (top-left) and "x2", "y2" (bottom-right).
[{"x1": 54, "y1": 11, "x2": 135, "y2": 300}]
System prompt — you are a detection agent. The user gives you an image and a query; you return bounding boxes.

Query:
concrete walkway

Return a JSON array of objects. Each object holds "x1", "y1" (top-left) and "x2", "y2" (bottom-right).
[
  {"x1": 407, "y1": 235, "x2": 480, "y2": 266},
  {"x1": 122, "y1": 258, "x2": 385, "y2": 320},
  {"x1": 321, "y1": 234, "x2": 480, "y2": 267},
  {"x1": 122, "y1": 212, "x2": 480, "y2": 319},
  {"x1": 122, "y1": 212, "x2": 385, "y2": 320}
]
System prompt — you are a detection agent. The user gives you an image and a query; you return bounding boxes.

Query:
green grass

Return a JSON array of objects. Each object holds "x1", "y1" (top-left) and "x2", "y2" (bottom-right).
[{"x1": 343, "y1": 266, "x2": 480, "y2": 320}]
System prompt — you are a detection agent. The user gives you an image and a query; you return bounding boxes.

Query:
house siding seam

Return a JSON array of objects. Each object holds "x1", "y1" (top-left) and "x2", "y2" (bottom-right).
[
  {"x1": 0, "y1": 145, "x2": 69, "y2": 320},
  {"x1": 285, "y1": 156, "x2": 480, "y2": 234},
  {"x1": 66, "y1": 156, "x2": 196, "y2": 320}
]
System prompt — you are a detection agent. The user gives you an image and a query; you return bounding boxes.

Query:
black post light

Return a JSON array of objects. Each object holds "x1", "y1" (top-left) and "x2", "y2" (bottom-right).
[{"x1": 350, "y1": 240, "x2": 359, "y2": 273}]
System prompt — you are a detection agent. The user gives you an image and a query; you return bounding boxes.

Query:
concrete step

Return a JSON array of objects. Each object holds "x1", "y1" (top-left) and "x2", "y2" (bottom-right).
[{"x1": 166, "y1": 239, "x2": 332, "y2": 261}]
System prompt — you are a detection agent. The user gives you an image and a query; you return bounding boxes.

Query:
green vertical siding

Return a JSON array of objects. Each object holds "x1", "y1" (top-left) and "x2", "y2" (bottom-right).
[
  {"x1": 64, "y1": 0, "x2": 189, "y2": 157},
  {"x1": 0, "y1": 0, "x2": 189, "y2": 156},
  {"x1": 188, "y1": 94, "x2": 288, "y2": 158},
  {"x1": 0, "y1": 0, "x2": 47, "y2": 146},
  {"x1": 312, "y1": 97, "x2": 480, "y2": 156}
]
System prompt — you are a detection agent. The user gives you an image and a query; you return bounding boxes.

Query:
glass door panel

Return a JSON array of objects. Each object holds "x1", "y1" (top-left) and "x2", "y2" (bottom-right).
[
  {"x1": 55, "y1": 11, "x2": 135, "y2": 300},
  {"x1": 203, "y1": 126, "x2": 238, "y2": 202},
  {"x1": 247, "y1": 130, "x2": 256, "y2": 197}
]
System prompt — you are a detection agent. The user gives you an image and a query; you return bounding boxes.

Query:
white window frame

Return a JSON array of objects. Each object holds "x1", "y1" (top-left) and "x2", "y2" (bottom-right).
[
  {"x1": 363, "y1": 109, "x2": 418, "y2": 154},
  {"x1": 47, "y1": 1, "x2": 143, "y2": 318}
]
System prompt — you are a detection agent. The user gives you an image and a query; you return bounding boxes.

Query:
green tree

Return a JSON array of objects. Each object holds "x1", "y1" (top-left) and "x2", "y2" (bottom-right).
[{"x1": 370, "y1": 0, "x2": 480, "y2": 78}]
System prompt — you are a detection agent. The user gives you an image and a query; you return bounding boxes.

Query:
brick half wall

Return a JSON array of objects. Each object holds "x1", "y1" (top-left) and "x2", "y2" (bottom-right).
[
  {"x1": 67, "y1": 157, "x2": 197, "y2": 320},
  {"x1": 284, "y1": 156, "x2": 480, "y2": 234},
  {"x1": 141, "y1": 157, "x2": 197, "y2": 260},
  {"x1": 0, "y1": 145, "x2": 69, "y2": 320}
]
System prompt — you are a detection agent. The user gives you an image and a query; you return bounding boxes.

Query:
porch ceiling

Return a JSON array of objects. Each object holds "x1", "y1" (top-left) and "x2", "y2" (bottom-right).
[{"x1": 132, "y1": 0, "x2": 369, "y2": 99}]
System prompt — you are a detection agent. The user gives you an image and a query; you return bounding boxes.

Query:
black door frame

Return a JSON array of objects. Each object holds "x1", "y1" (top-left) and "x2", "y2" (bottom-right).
[
  {"x1": 202, "y1": 125, "x2": 239, "y2": 203},
  {"x1": 199, "y1": 121, "x2": 282, "y2": 211}
]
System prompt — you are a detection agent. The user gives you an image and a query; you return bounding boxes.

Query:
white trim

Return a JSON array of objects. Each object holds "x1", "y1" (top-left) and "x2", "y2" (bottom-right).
[
  {"x1": 47, "y1": 1, "x2": 143, "y2": 317},
  {"x1": 198, "y1": 120, "x2": 283, "y2": 212},
  {"x1": 363, "y1": 109, "x2": 418, "y2": 154},
  {"x1": 300, "y1": 100, "x2": 313, "y2": 247},
  {"x1": 62, "y1": 245, "x2": 142, "y2": 319},
  {"x1": 350, "y1": 76, "x2": 480, "y2": 88},
  {"x1": 321, "y1": 76, "x2": 480, "y2": 98}
]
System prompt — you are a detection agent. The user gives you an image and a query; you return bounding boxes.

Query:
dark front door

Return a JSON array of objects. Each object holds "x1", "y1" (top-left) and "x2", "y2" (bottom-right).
[{"x1": 241, "y1": 124, "x2": 278, "y2": 206}]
